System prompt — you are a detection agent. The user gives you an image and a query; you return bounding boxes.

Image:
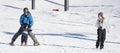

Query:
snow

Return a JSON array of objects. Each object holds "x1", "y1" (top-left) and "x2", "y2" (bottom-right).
[{"x1": 0, "y1": 0, "x2": 120, "y2": 53}]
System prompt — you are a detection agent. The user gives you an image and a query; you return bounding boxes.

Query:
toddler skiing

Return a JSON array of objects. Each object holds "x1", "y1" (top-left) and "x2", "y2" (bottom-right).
[
  {"x1": 10, "y1": 8, "x2": 39, "y2": 46},
  {"x1": 21, "y1": 24, "x2": 28, "y2": 46}
]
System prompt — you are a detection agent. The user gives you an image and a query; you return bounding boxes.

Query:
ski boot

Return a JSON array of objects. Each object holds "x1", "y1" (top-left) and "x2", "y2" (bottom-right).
[
  {"x1": 10, "y1": 41, "x2": 14, "y2": 46},
  {"x1": 34, "y1": 42, "x2": 40, "y2": 46},
  {"x1": 100, "y1": 46, "x2": 104, "y2": 49}
]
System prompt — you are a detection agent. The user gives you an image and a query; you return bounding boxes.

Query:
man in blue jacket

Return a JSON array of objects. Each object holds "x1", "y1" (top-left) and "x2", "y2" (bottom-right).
[{"x1": 10, "y1": 8, "x2": 39, "y2": 46}]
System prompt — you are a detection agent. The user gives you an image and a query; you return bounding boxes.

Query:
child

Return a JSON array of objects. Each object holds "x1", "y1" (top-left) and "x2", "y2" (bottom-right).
[
  {"x1": 21, "y1": 24, "x2": 28, "y2": 46},
  {"x1": 95, "y1": 12, "x2": 109, "y2": 49}
]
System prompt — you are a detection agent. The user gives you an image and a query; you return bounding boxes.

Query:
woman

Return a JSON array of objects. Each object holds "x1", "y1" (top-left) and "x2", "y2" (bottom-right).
[
  {"x1": 10, "y1": 8, "x2": 39, "y2": 46},
  {"x1": 95, "y1": 12, "x2": 109, "y2": 49}
]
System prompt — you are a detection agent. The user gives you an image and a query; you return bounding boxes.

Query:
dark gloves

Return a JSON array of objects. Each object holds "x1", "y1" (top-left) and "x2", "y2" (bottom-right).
[
  {"x1": 21, "y1": 24, "x2": 32, "y2": 32},
  {"x1": 28, "y1": 25, "x2": 31, "y2": 28},
  {"x1": 28, "y1": 25, "x2": 32, "y2": 31},
  {"x1": 28, "y1": 28, "x2": 32, "y2": 32},
  {"x1": 21, "y1": 23, "x2": 28, "y2": 28}
]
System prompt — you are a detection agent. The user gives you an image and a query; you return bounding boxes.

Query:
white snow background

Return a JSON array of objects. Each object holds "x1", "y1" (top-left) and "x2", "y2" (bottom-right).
[{"x1": 0, "y1": 0, "x2": 120, "y2": 53}]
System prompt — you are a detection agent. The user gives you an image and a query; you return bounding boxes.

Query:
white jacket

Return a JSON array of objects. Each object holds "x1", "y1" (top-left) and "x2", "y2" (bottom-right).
[{"x1": 96, "y1": 19, "x2": 109, "y2": 31}]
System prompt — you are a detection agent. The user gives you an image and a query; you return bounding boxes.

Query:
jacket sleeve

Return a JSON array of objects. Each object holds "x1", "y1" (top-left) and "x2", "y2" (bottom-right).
[
  {"x1": 103, "y1": 20, "x2": 109, "y2": 32},
  {"x1": 95, "y1": 20, "x2": 99, "y2": 27},
  {"x1": 29, "y1": 15, "x2": 34, "y2": 27},
  {"x1": 20, "y1": 15, "x2": 23, "y2": 25}
]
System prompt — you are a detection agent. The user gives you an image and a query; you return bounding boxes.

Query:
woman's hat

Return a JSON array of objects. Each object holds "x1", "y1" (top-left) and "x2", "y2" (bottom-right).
[{"x1": 23, "y1": 7, "x2": 29, "y2": 12}]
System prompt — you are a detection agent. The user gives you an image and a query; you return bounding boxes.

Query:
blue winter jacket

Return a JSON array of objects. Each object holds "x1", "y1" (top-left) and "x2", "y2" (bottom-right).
[{"x1": 20, "y1": 14, "x2": 34, "y2": 27}]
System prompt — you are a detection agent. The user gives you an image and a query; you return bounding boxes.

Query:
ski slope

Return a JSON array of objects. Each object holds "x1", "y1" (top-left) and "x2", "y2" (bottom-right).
[{"x1": 0, "y1": 0, "x2": 120, "y2": 53}]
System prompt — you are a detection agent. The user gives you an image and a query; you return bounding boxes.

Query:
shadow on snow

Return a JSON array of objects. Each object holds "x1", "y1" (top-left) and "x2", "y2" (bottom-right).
[
  {"x1": 3, "y1": 31, "x2": 120, "y2": 45},
  {"x1": 4, "y1": 32, "x2": 15, "y2": 35},
  {"x1": 36, "y1": 33, "x2": 120, "y2": 45},
  {"x1": 2, "y1": 5, "x2": 22, "y2": 10}
]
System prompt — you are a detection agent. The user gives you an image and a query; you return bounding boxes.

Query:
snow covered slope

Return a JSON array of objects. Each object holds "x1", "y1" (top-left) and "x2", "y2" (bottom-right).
[{"x1": 0, "y1": 0, "x2": 120, "y2": 53}]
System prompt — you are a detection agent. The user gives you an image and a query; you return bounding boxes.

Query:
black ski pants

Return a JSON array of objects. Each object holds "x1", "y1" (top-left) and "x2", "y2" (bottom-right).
[{"x1": 96, "y1": 28, "x2": 106, "y2": 47}]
